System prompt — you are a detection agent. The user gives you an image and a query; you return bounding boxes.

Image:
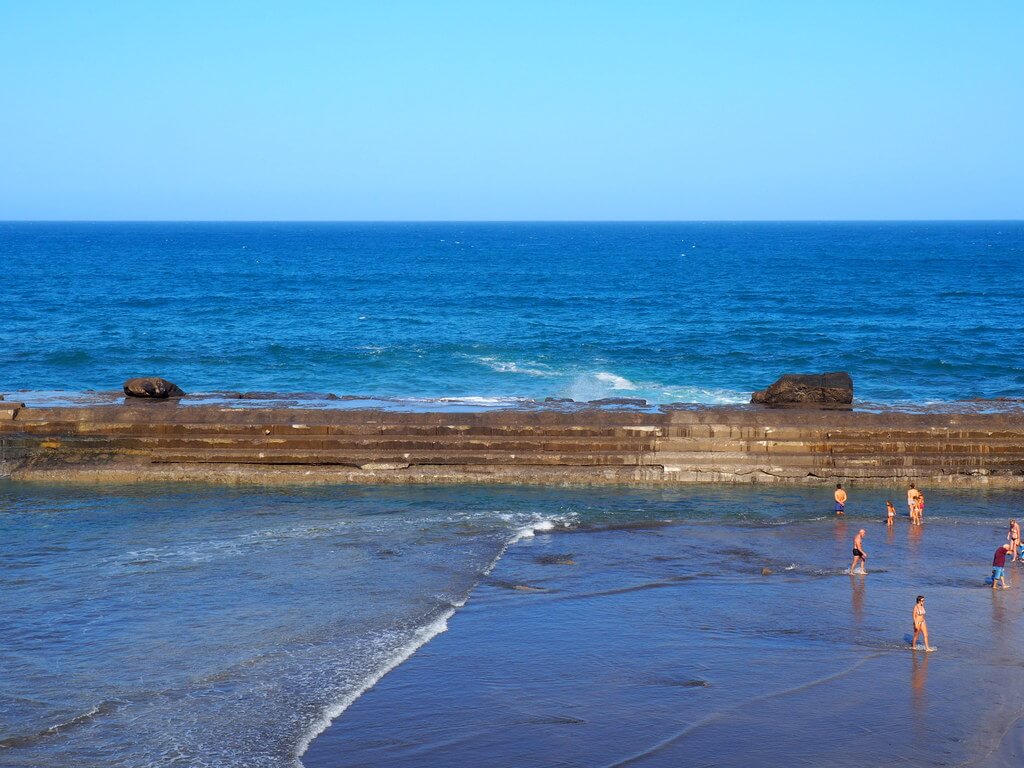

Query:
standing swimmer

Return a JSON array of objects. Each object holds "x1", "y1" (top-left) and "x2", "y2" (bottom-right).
[
  {"x1": 1008, "y1": 520, "x2": 1021, "y2": 562},
  {"x1": 886, "y1": 501, "x2": 896, "y2": 527},
  {"x1": 907, "y1": 483, "x2": 920, "y2": 521},
  {"x1": 912, "y1": 596, "x2": 935, "y2": 652},
  {"x1": 850, "y1": 528, "x2": 868, "y2": 574},
  {"x1": 834, "y1": 483, "x2": 847, "y2": 516}
]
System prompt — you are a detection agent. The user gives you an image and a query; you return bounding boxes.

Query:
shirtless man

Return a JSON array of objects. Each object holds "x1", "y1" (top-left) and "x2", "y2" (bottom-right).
[
  {"x1": 907, "y1": 483, "x2": 920, "y2": 522},
  {"x1": 850, "y1": 528, "x2": 867, "y2": 574},
  {"x1": 1008, "y1": 520, "x2": 1021, "y2": 562},
  {"x1": 834, "y1": 483, "x2": 847, "y2": 516}
]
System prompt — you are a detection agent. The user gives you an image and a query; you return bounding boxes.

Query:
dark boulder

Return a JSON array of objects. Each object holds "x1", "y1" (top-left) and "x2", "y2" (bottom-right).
[
  {"x1": 123, "y1": 377, "x2": 185, "y2": 399},
  {"x1": 751, "y1": 372, "x2": 853, "y2": 406}
]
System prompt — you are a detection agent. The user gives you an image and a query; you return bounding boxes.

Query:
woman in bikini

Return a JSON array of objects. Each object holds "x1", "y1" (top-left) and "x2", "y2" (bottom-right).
[
  {"x1": 912, "y1": 595, "x2": 935, "y2": 652},
  {"x1": 1008, "y1": 519, "x2": 1021, "y2": 562}
]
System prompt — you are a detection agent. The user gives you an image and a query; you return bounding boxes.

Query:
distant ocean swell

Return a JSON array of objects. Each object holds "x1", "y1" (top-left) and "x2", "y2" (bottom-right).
[{"x1": 1, "y1": 222, "x2": 1023, "y2": 403}]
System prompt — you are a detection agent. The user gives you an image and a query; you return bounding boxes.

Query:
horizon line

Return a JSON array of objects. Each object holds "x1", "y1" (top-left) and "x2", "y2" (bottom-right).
[{"x1": 2, "y1": 218, "x2": 1023, "y2": 225}]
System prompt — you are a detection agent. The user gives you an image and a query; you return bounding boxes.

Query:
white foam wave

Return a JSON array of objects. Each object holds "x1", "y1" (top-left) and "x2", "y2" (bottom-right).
[
  {"x1": 594, "y1": 372, "x2": 636, "y2": 390},
  {"x1": 474, "y1": 356, "x2": 555, "y2": 377},
  {"x1": 509, "y1": 517, "x2": 557, "y2": 545},
  {"x1": 294, "y1": 511, "x2": 573, "y2": 763},
  {"x1": 562, "y1": 371, "x2": 638, "y2": 401},
  {"x1": 498, "y1": 512, "x2": 577, "y2": 548},
  {"x1": 111, "y1": 521, "x2": 350, "y2": 568},
  {"x1": 293, "y1": 608, "x2": 458, "y2": 765},
  {"x1": 658, "y1": 386, "x2": 750, "y2": 405}
]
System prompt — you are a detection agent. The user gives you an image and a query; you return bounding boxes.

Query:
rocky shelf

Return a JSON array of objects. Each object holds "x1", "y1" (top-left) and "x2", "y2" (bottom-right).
[{"x1": 1, "y1": 401, "x2": 1023, "y2": 487}]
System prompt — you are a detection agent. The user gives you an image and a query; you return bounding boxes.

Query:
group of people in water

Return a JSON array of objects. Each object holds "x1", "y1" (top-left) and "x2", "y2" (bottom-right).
[
  {"x1": 991, "y1": 518, "x2": 1021, "y2": 590},
  {"x1": 831, "y1": 481, "x2": 1020, "y2": 654}
]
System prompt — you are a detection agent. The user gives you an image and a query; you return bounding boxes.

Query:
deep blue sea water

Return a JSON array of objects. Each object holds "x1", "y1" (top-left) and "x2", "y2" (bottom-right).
[{"x1": 2, "y1": 221, "x2": 1022, "y2": 405}]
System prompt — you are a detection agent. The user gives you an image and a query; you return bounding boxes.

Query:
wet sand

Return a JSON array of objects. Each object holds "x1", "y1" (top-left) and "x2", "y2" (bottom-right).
[{"x1": 305, "y1": 515, "x2": 1024, "y2": 767}]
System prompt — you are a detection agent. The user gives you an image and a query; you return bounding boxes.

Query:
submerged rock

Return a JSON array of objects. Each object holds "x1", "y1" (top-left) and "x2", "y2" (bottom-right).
[
  {"x1": 751, "y1": 372, "x2": 853, "y2": 406},
  {"x1": 536, "y1": 554, "x2": 577, "y2": 566},
  {"x1": 240, "y1": 391, "x2": 336, "y2": 401},
  {"x1": 123, "y1": 377, "x2": 185, "y2": 399}
]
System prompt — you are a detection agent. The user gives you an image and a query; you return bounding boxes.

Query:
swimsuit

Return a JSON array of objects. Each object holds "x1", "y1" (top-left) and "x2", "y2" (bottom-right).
[
  {"x1": 835, "y1": 502, "x2": 845, "y2": 512},
  {"x1": 852, "y1": 547, "x2": 865, "y2": 558}
]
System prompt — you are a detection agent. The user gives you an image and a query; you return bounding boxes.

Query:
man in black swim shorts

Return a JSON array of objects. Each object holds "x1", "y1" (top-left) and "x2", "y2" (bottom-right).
[{"x1": 849, "y1": 528, "x2": 868, "y2": 574}]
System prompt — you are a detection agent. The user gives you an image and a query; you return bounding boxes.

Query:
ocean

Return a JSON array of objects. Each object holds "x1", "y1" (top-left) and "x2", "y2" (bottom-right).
[
  {"x1": 3, "y1": 222, "x2": 1024, "y2": 767},
  {"x1": 2, "y1": 221, "x2": 1023, "y2": 405}
]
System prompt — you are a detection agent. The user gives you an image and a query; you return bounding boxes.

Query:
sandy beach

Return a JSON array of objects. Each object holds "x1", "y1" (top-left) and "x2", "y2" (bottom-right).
[{"x1": 306, "y1": 505, "x2": 1024, "y2": 767}]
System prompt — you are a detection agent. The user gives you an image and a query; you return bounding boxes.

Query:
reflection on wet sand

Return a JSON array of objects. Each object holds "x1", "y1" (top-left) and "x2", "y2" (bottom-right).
[
  {"x1": 908, "y1": 522, "x2": 924, "y2": 555},
  {"x1": 849, "y1": 573, "x2": 865, "y2": 623},
  {"x1": 834, "y1": 519, "x2": 848, "y2": 545},
  {"x1": 911, "y1": 650, "x2": 929, "y2": 738}
]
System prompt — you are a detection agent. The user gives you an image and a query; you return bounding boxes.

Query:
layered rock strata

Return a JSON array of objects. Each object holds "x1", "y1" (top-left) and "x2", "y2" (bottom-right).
[{"x1": 0, "y1": 403, "x2": 1022, "y2": 487}]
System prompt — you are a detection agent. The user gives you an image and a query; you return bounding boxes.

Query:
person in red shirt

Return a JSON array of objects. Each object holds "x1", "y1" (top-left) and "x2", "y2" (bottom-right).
[{"x1": 991, "y1": 544, "x2": 1011, "y2": 590}]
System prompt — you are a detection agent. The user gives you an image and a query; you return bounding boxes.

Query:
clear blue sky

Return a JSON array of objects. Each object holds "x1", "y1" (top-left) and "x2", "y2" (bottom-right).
[{"x1": 1, "y1": 1, "x2": 1021, "y2": 220}]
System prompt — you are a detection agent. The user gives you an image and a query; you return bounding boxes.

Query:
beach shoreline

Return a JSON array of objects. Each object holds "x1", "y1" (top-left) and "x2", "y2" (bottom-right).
[
  {"x1": 2, "y1": 396, "x2": 1024, "y2": 488},
  {"x1": 304, "y1": 515, "x2": 1024, "y2": 768}
]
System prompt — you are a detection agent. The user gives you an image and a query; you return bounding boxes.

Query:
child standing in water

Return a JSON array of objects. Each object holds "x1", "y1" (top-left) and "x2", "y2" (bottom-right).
[
  {"x1": 886, "y1": 501, "x2": 896, "y2": 527},
  {"x1": 912, "y1": 596, "x2": 935, "y2": 652},
  {"x1": 834, "y1": 483, "x2": 847, "y2": 516}
]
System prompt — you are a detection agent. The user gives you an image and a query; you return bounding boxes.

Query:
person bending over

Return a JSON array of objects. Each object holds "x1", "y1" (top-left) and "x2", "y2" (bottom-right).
[{"x1": 992, "y1": 543, "x2": 1011, "y2": 590}]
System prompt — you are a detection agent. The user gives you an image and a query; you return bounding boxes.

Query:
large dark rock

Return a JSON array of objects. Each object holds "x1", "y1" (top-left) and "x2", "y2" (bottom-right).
[
  {"x1": 123, "y1": 377, "x2": 185, "y2": 399},
  {"x1": 751, "y1": 372, "x2": 853, "y2": 406}
]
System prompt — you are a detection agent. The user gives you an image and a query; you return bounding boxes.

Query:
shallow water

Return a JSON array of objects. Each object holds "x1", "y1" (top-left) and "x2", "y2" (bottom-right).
[
  {"x1": 307, "y1": 512, "x2": 1024, "y2": 768},
  {"x1": 2, "y1": 221, "x2": 1023, "y2": 404},
  {"x1": 1, "y1": 483, "x2": 1020, "y2": 766}
]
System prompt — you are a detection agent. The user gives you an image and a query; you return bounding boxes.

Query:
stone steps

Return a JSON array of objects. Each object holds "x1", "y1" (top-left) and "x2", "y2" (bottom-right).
[
  {"x1": 3, "y1": 404, "x2": 1024, "y2": 486},
  {"x1": 148, "y1": 448, "x2": 656, "y2": 466}
]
